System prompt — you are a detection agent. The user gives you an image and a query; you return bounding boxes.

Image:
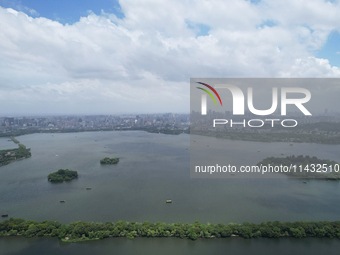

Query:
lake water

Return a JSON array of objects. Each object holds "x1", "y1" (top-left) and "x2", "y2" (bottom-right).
[
  {"x1": 1, "y1": 131, "x2": 340, "y2": 253},
  {"x1": 2, "y1": 237, "x2": 340, "y2": 255},
  {"x1": 0, "y1": 137, "x2": 17, "y2": 150}
]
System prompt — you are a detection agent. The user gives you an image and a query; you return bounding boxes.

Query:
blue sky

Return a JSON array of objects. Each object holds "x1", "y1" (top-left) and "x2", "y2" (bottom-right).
[
  {"x1": 0, "y1": 0, "x2": 339, "y2": 115},
  {"x1": 0, "y1": 0, "x2": 124, "y2": 23},
  {"x1": 316, "y1": 31, "x2": 340, "y2": 66}
]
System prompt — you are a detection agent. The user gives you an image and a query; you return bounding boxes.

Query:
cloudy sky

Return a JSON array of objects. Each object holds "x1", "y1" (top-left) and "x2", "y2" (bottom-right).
[{"x1": 0, "y1": 0, "x2": 339, "y2": 115}]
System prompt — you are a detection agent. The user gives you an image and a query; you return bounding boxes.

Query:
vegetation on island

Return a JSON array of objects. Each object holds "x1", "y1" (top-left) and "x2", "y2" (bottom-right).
[
  {"x1": 1, "y1": 218, "x2": 340, "y2": 242},
  {"x1": 257, "y1": 155, "x2": 340, "y2": 179},
  {"x1": 48, "y1": 169, "x2": 78, "y2": 183},
  {"x1": 0, "y1": 137, "x2": 31, "y2": 167},
  {"x1": 100, "y1": 157, "x2": 119, "y2": 165}
]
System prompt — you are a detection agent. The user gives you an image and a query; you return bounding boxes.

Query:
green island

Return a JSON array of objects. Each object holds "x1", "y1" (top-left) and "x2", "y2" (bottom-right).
[
  {"x1": 0, "y1": 137, "x2": 31, "y2": 167},
  {"x1": 100, "y1": 157, "x2": 119, "y2": 165},
  {"x1": 257, "y1": 155, "x2": 340, "y2": 180},
  {"x1": 1, "y1": 218, "x2": 340, "y2": 242},
  {"x1": 47, "y1": 169, "x2": 78, "y2": 183}
]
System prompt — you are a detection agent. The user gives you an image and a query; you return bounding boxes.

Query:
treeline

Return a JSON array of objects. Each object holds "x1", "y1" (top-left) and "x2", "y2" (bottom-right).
[
  {"x1": 1, "y1": 218, "x2": 340, "y2": 242},
  {"x1": 191, "y1": 130, "x2": 340, "y2": 144},
  {"x1": 0, "y1": 127, "x2": 186, "y2": 138}
]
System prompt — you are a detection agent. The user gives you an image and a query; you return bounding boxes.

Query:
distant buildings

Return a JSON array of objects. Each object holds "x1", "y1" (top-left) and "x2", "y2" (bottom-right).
[{"x1": 0, "y1": 114, "x2": 190, "y2": 135}]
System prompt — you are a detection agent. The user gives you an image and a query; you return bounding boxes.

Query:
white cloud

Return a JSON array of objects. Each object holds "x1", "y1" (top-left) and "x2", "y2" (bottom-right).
[
  {"x1": 279, "y1": 57, "x2": 340, "y2": 77},
  {"x1": 0, "y1": 0, "x2": 340, "y2": 115}
]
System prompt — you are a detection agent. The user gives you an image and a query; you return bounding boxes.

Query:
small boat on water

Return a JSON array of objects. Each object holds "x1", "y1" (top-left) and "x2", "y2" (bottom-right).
[
  {"x1": 59, "y1": 200, "x2": 66, "y2": 203},
  {"x1": 166, "y1": 200, "x2": 172, "y2": 204},
  {"x1": 1, "y1": 214, "x2": 8, "y2": 218},
  {"x1": 86, "y1": 187, "x2": 92, "y2": 190}
]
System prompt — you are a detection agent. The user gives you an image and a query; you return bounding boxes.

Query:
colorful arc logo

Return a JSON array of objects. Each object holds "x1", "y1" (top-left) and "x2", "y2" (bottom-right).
[
  {"x1": 196, "y1": 82, "x2": 223, "y2": 115},
  {"x1": 196, "y1": 82, "x2": 223, "y2": 106}
]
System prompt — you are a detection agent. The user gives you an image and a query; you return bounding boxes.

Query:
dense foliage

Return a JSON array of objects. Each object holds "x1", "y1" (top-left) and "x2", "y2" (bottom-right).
[
  {"x1": 1, "y1": 218, "x2": 340, "y2": 242},
  {"x1": 48, "y1": 169, "x2": 78, "y2": 183},
  {"x1": 100, "y1": 157, "x2": 119, "y2": 165}
]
